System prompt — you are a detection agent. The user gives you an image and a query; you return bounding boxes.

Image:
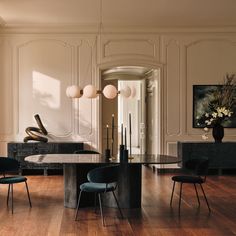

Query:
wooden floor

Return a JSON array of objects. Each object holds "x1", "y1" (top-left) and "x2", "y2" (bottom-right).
[{"x1": 0, "y1": 166, "x2": 236, "y2": 236}]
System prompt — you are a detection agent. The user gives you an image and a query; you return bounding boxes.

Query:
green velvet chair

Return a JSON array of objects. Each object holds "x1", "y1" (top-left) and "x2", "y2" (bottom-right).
[
  {"x1": 170, "y1": 158, "x2": 210, "y2": 213},
  {"x1": 0, "y1": 157, "x2": 32, "y2": 214},
  {"x1": 75, "y1": 165, "x2": 123, "y2": 226}
]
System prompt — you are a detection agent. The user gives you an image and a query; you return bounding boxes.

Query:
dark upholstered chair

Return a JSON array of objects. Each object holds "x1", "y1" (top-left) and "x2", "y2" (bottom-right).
[
  {"x1": 170, "y1": 158, "x2": 210, "y2": 213},
  {"x1": 0, "y1": 157, "x2": 32, "y2": 214},
  {"x1": 75, "y1": 165, "x2": 123, "y2": 226},
  {"x1": 73, "y1": 150, "x2": 100, "y2": 154}
]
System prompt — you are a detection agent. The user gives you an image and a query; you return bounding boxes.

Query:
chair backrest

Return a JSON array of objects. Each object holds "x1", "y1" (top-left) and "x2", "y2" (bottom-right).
[
  {"x1": 185, "y1": 158, "x2": 209, "y2": 179},
  {"x1": 74, "y1": 150, "x2": 100, "y2": 154},
  {"x1": 0, "y1": 157, "x2": 19, "y2": 174},
  {"x1": 87, "y1": 165, "x2": 120, "y2": 184}
]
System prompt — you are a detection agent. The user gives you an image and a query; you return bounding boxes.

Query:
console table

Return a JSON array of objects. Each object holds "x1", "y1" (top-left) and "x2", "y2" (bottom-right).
[
  {"x1": 178, "y1": 142, "x2": 236, "y2": 174},
  {"x1": 7, "y1": 142, "x2": 84, "y2": 175}
]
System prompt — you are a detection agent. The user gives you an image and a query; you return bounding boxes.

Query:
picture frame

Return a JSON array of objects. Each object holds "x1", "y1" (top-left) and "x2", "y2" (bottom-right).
[{"x1": 193, "y1": 85, "x2": 236, "y2": 128}]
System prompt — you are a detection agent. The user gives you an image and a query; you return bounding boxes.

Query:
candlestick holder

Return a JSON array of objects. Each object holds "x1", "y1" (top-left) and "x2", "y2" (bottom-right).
[
  {"x1": 122, "y1": 149, "x2": 129, "y2": 162},
  {"x1": 105, "y1": 149, "x2": 111, "y2": 160},
  {"x1": 119, "y1": 144, "x2": 125, "y2": 162}
]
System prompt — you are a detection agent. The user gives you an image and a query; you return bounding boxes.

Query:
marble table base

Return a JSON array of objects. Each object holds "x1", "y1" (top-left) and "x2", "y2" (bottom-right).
[{"x1": 63, "y1": 163, "x2": 142, "y2": 209}]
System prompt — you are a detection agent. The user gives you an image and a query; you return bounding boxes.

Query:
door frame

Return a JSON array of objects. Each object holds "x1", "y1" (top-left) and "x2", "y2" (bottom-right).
[{"x1": 95, "y1": 60, "x2": 164, "y2": 155}]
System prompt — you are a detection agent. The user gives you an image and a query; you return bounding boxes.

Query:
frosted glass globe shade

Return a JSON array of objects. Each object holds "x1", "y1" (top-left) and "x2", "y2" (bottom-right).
[
  {"x1": 120, "y1": 86, "x2": 131, "y2": 98},
  {"x1": 83, "y1": 85, "x2": 98, "y2": 98},
  {"x1": 103, "y1": 85, "x2": 118, "y2": 99},
  {"x1": 66, "y1": 85, "x2": 81, "y2": 98}
]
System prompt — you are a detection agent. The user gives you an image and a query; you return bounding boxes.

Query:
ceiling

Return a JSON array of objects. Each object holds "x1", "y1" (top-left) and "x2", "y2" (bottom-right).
[{"x1": 0, "y1": 0, "x2": 236, "y2": 28}]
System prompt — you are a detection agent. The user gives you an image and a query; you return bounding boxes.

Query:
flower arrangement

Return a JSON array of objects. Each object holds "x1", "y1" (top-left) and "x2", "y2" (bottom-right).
[
  {"x1": 196, "y1": 74, "x2": 236, "y2": 128},
  {"x1": 202, "y1": 107, "x2": 233, "y2": 126}
]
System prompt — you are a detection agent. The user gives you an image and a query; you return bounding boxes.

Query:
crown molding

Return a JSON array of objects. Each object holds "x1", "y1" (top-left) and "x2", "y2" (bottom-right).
[
  {"x1": 1, "y1": 23, "x2": 236, "y2": 34},
  {"x1": 0, "y1": 23, "x2": 99, "y2": 34},
  {"x1": 103, "y1": 25, "x2": 236, "y2": 34}
]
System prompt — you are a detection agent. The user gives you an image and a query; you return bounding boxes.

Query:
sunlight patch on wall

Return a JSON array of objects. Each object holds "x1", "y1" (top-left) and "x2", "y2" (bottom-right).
[{"x1": 32, "y1": 71, "x2": 60, "y2": 109}]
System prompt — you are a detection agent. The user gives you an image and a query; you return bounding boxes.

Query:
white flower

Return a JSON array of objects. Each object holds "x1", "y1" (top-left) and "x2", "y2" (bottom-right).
[
  {"x1": 201, "y1": 134, "x2": 208, "y2": 140},
  {"x1": 205, "y1": 120, "x2": 211, "y2": 125},
  {"x1": 203, "y1": 127, "x2": 209, "y2": 132},
  {"x1": 205, "y1": 113, "x2": 209, "y2": 117},
  {"x1": 212, "y1": 112, "x2": 217, "y2": 118}
]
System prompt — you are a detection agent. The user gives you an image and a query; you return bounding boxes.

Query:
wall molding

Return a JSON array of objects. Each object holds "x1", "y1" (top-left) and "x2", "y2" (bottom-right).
[
  {"x1": 15, "y1": 38, "x2": 75, "y2": 138},
  {"x1": 2, "y1": 24, "x2": 236, "y2": 34},
  {"x1": 185, "y1": 38, "x2": 236, "y2": 136},
  {"x1": 165, "y1": 39, "x2": 181, "y2": 136}
]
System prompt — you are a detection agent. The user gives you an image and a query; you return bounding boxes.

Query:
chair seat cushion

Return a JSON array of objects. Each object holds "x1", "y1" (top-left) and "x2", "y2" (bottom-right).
[
  {"x1": 172, "y1": 175, "x2": 204, "y2": 184},
  {"x1": 0, "y1": 176, "x2": 27, "y2": 184},
  {"x1": 80, "y1": 182, "x2": 115, "y2": 193}
]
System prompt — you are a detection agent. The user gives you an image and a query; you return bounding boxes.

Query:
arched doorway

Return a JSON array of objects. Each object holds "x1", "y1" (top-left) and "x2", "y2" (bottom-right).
[{"x1": 98, "y1": 63, "x2": 163, "y2": 156}]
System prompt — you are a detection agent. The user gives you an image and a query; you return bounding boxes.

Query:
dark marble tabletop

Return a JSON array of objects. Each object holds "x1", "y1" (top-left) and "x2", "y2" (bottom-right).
[{"x1": 25, "y1": 153, "x2": 181, "y2": 165}]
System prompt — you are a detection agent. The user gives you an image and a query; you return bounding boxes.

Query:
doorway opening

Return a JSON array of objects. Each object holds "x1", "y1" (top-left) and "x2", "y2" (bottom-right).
[{"x1": 101, "y1": 66, "x2": 161, "y2": 156}]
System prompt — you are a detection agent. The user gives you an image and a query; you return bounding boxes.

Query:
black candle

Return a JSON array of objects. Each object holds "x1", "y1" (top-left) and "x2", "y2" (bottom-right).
[
  {"x1": 129, "y1": 113, "x2": 132, "y2": 156},
  {"x1": 112, "y1": 114, "x2": 114, "y2": 140},
  {"x1": 125, "y1": 127, "x2": 127, "y2": 149},
  {"x1": 129, "y1": 113, "x2": 132, "y2": 135},
  {"x1": 111, "y1": 114, "x2": 114, "y2": 156},
  {"x1": 121, "y1": 123, "x2": 123, "y2": 145},
  {"x1": 106, "y1": 125, "x2": 109, "y2": 149}
]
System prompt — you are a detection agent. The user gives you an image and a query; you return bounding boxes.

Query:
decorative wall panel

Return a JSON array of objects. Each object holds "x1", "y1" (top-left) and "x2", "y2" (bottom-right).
[
  {"x1": 166, "y1": 40, "x2": 180, "y2": 135},
  {"x1": 186, "y1": 39, "x2": 236, "y2": 135},
  {"x1": 18, "y1": 39, "x2": 73, "y2": 138},
  {"x1": 78, "y1": 40, "x2": 93, "y2": 135},
  {"x1": 101, "y1": 35, "x2": 160, "y2": 62},
  {"x1": 0, "y1": 39, "x2": 13, "y2": 137}
]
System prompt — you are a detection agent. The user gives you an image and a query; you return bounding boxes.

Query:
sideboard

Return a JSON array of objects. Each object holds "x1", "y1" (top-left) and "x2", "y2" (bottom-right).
[
  {"x1": 7, "y1": 142, "x2": 84, "y2": 175},
  {"x1": 178, "y1": 142, "x2": 236, "y2": 174}
]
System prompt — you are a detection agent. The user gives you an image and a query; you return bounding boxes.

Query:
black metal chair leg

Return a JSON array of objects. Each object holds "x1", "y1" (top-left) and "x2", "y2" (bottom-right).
[
  {"x1": 75, "y1": 191, "x2": 82, "y2": 221},
  {"x1": 94, "y1": 193, "x2": 97, "y2": 213},
  {"x1": 98, "y1": 193, "x2": 105, "y2": 226},
  {"x1": 7, "y1": 184, "x2": 10, "y2": 206},
  {"x1": 178, "y1": 183, "x2": 182, "y2": 214},
  {"x1": 200, "y1": 184, "x2": 211, "y2": 212},
  {"x1": 170, "y1": 181, "x2": 176, "y2": 206},
  {"x1": 194, "y1": 184, "x2": 200, "y2": 206},
  {"x1": 25, "y1": 181, "x2": 32, "y2": 207},
  {"x1": 112, "y1": 191, "x2": 124, "y2": 219},
  {"x1": 11, "y1": 184, "x2": 14, "y2": 214}
]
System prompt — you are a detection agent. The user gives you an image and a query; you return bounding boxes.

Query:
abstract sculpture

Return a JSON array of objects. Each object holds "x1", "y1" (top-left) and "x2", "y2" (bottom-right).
[{"x1": 24, "y1": 114, "x2": 48, "y2": 143}]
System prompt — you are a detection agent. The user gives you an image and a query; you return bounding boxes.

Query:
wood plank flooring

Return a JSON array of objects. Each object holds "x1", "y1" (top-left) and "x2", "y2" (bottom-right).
[{"x1": 0, "y1": 166, "x2": 236, "y2": 236}]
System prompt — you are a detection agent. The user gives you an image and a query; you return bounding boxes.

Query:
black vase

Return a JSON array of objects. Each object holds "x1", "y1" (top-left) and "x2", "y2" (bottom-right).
[{"x1": 212, "y1": 124, "x2": 224, "y2": 143}]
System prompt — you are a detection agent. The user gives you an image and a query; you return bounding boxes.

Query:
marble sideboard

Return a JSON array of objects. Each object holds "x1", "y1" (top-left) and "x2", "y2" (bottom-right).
[{"x1": 178, "y1": 142, "x2": 236, "y2": 174}]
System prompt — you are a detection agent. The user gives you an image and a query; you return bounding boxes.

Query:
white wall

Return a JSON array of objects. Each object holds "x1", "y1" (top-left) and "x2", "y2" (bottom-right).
[{"x1": 1, "y1": 27, "x2": 236, "y2": 156}]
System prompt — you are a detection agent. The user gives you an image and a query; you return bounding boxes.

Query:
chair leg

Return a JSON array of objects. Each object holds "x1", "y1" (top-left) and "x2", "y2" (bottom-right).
[
  {"x1": 170, "y1": 181, "x2": 176, "y2": 206},
  {"x1": 25, "y1": 181, "x2": 32, "y2": 207},
  {"x1": 98, "y1": 193, "x2": 105, "y2": 226},
  {"x1": 178, "y1": 183, "x2": 183, "y2": 214},
  {"x1": 94, "y1": 193, "x2": 97, "y2": 213},
  {"x1": 7, "y1": 184, "x2": 10, "y2": 206},
  {"x1": 11, "y1": 184, "x2": 14, "y2": 214},
  {"x1": 75, "y1": 191, "x2": 82, "y2": 221},
  {"x1": 112, "y1": 191, "x2": 124, "y2": 219},
  {"x1": 199, "y1": 184, "x2": 211, "y2": 212},
  {"x1": 194, "y1": 184, "x2": 200, "y2": 206}
]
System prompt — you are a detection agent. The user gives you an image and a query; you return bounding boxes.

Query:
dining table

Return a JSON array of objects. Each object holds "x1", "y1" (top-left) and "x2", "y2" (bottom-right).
[{"x1": 25, "y1": 153, "x2": 181, "y2": 209}]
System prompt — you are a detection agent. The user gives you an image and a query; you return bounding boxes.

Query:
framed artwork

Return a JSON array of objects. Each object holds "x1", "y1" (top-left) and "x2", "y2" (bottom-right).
[{"x1": 193, "y1": 85, "x2": 236, "y2": 128}]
